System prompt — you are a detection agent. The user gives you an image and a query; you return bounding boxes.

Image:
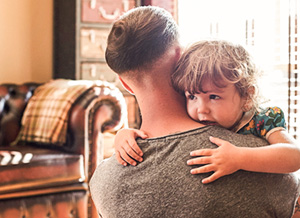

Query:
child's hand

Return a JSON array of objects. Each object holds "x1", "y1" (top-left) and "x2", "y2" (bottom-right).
[
  {"x1": 187, "y1": 136, "x2": 242, "y2": 184},
  {"x1": 114, "y1": 128, "x2": 148, "y2": 166}
]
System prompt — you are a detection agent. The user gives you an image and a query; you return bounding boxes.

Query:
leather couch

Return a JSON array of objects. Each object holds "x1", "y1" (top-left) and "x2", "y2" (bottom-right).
[{"x1": 0, "y1": 81, "x2": 127, "y2": 218}]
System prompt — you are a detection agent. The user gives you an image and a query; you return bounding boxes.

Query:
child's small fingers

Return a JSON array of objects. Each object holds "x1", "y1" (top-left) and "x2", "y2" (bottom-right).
[
  {"x1": 190, "y1": 149, "x2": 213, "y2": 156},
  {"x1": 115, "y1": 151, "x2": 127, "y2": 166},
  {"x1": 209, "y1": 136, "x2": 224, "y2": 146},
  {"x1": 124, "y1": 143, "x2": 143, "y2": 162},
  {"x1": 190, "y1": 162, "x2": 214, "y2": 174},
  {"x1": 128, "y1": 139, "x2": 144, "y2": 157},
  {"x1": 187, "y1": 156, "x2": 211, "y2": 166},
  {"x1": 119, "y1": 148, "x2": 137, "y2": 166},
  {"x1": 134, "y1": 130, "x2": 148, "y2": 139},
  {"x1": 202, "y1": 172, "x2": 221, "y2": 184}
]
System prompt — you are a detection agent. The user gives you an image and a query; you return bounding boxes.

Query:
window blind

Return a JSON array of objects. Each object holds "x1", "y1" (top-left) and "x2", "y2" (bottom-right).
[{"x1": 289, "y1": 0, "x2": 300, "y2": 139}]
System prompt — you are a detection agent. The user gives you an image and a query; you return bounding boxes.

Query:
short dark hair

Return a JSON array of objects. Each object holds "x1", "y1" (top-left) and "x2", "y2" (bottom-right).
[{"x1": 105, "y1": 6, "x2": 179, "y2": 76}]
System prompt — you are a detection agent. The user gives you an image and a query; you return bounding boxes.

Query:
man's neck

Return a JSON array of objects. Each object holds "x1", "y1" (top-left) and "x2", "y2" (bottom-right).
[{"x1": 136, "y1": 88, "x2": 203, "y2": 138}]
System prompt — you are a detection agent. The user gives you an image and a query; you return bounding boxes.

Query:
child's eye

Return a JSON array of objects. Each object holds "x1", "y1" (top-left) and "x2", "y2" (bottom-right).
[
  {"x1": 209, "y1": 95, "x2": 220, "y2": 100},
  {"x1": 187, "y1": 94, "x2": 196, "y2": 100}
]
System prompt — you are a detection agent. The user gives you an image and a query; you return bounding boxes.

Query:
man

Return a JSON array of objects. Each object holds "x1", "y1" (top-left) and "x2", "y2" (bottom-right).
[{"x1": 90, "y1": 6, "x2": 300, "y2": 217}]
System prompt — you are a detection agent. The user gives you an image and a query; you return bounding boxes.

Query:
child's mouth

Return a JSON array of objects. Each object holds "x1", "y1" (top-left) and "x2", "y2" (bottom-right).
[{"x1": 199, "y1": 120, "x2": 218, "y2": 126}]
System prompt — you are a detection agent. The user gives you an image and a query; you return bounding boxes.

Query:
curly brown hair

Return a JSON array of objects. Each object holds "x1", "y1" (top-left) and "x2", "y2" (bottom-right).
[{"x1": 171, "y1": 40, "x2": 262, "y2": 110}]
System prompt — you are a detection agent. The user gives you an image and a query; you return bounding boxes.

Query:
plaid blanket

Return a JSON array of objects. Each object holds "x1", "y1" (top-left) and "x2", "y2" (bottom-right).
[{"x1": 15, "y1": 79, "x2": 95, "y2": 146}]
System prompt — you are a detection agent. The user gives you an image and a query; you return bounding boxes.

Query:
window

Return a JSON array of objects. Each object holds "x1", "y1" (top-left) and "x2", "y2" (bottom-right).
[{"x1": 289, "y1": 0, "x2": 299, "y2": 139}]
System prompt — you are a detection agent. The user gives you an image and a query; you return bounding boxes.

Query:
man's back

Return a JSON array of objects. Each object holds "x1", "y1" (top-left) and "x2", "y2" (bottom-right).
[{"x1": 90, "y1": 126, "x2": 300, "y2": 218}]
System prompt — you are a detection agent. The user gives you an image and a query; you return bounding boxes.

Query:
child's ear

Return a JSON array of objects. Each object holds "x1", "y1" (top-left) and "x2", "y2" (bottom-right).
[{"x1": 242, "y1": 86, "x2": 255, "y2": 112}]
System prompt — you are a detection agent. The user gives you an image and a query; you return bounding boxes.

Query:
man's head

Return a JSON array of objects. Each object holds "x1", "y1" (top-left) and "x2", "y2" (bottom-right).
[{"x1": 105, "y1": 6, "x2": 179, "y2": 80}]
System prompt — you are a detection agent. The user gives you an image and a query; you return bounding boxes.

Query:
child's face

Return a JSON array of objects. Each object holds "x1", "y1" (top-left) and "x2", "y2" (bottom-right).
[{"x1": 185, "y1": 80, "x2": 247, "y2": 130}]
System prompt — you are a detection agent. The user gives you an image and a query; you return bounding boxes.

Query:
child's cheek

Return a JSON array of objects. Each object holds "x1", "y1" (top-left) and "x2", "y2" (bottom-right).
[{"x1": 186, "y1": 104, "x2": 196, "y2": 120}]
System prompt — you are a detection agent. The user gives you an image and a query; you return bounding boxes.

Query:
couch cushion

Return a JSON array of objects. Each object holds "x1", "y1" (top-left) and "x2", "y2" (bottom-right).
[
  {"x1": 0, "y1": 191, "x2": 88, "y2": 218},
  {"x1": 0, "y1": 145, "x2": 85, "y2": 198}
]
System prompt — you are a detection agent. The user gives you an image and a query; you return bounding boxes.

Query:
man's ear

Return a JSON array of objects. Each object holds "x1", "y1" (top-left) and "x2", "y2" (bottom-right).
[{"x1": 119, "y1": 76, "x2": 134, "y2": 94}]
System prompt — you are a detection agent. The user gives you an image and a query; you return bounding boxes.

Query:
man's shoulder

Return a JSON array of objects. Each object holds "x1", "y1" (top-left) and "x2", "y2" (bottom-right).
[
  {"x1": 207, "y1": 126, "x2": 269, "y2": 148},
  {"x1": 90, "y1": 156, "x2": 117, "y2": 185},
  {"x1": 89, "y1": 155, "x2": 123, "y2": 201},
  {"x1": 160, "y1": 126, "x2": 269, "y2": 148},
  {"x1": 134, "y1": 126, "x2": 268, "y2": 154}
]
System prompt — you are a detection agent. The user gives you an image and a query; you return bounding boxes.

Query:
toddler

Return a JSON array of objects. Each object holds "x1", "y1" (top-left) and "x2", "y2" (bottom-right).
[{"x1": 114, "y1": 40, "x2": 300, "y2": 184}]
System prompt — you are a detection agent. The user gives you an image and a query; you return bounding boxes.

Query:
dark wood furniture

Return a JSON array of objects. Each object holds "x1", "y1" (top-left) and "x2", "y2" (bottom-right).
[{"x1": 0, "y1": 81, "x2": 127, "y2": 218}]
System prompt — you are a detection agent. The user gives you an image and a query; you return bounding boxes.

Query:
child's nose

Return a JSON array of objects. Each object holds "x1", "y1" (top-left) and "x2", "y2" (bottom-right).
[{"x1": 197, "y1": 102, "x2": 210, "y2": 114}]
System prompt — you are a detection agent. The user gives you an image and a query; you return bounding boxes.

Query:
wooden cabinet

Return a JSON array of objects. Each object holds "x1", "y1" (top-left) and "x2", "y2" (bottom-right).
[
  {"x1": 142, "y1": 0, "x2": 177, "y2": 21},
  {"x1": 80, "y1": 28, "x2": 108, "y2": 59},
  {"x1": 81, "y1": 0, "x2": 136, "y2": 23},
  {"x1": 53, "y1": 0, "x2": 137, "y2": 81}
]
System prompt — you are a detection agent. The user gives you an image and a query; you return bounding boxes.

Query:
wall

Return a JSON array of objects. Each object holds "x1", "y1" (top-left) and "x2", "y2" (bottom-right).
[{"x1": 0, "y1": 0, "x2": 53, "y2": 84}]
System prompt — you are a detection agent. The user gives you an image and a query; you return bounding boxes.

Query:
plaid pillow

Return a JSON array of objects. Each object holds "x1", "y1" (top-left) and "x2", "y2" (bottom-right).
[{"x1": 15, "y1": 79, "x2": 95, "y2": 146}]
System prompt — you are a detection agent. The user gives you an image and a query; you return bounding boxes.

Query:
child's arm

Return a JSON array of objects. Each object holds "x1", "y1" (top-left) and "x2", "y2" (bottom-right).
[
  {"x1": 114, "y1": 128, "x2": 148, "y2": 166},
  {"x1": 187, "y1": 130, "x2": 300, "y2": 184}
]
